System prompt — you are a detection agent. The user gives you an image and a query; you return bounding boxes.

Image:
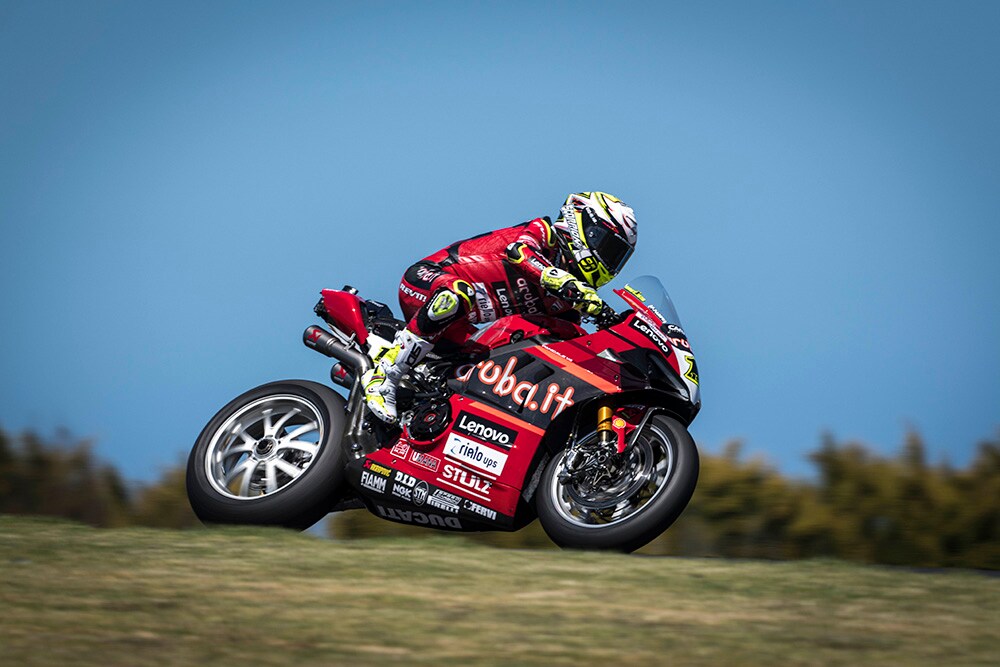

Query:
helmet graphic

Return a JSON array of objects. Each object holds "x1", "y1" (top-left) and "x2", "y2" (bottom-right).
[{"x1": 552, "y1": 191, "x2": 637, "y2": 288}]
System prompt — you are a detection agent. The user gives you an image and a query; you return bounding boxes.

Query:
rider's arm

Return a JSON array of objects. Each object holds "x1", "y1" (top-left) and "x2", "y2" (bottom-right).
[
  {"x1": 504, "y1": 218, "x2": 603, "y2": 316},
  {"x1": 503, "y1": 217, "x2": 557, "y2": 282}
]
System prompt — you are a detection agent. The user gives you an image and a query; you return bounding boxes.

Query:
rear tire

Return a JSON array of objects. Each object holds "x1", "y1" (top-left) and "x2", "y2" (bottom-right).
[
  {"x1": 186, "y1": 380, "x2": 348, "y2": 530},
  {"x1": 536, "y1": 414, "x2": 698, "y2": 553}
]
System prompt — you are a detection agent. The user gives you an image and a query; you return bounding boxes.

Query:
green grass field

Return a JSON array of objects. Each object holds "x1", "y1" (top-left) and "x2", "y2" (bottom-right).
[{"x1": 1, "y1": 516, "x2": 997, "y2": 666}]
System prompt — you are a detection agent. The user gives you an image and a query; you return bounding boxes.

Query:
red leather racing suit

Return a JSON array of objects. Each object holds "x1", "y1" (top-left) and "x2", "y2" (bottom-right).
[{"x1": 398, "y1": 217, "x2": 579, "y2": 344}]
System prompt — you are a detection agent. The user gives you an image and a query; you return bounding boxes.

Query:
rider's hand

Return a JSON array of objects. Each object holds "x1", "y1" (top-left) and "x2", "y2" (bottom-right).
[
  {"x1": 574, "y1": 287, "x2": 605, "y2": 316},
  {"x1": 541, "y1": 267, "x2": 605, "y2": 315}
]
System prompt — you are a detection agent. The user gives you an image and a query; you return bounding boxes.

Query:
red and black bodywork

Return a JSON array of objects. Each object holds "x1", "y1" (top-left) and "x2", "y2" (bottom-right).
[{"x1": 308, "y1": 280, "x2": 702, "y2": 533}]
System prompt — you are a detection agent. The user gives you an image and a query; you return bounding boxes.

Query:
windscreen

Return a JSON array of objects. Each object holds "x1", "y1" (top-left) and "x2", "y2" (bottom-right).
[{"x1": 621, "y1": 275, "x2": 683, "y2": 328}]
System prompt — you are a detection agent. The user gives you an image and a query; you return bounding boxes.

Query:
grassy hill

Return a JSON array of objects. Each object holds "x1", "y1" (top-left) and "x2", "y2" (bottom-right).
[{"x1": 1, "y1": 516, "x2": 997, "y2": 666}]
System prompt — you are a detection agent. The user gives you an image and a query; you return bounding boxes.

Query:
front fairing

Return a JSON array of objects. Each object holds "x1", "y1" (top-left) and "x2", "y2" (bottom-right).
[{"x1": 614, "y1": 276, "x2": 701, "y2": 408}]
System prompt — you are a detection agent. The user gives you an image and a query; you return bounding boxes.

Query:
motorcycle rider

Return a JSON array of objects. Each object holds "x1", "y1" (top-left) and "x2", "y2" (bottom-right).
[{"x1": 361, "y1": 191, "x2": 638, "y2": 423}]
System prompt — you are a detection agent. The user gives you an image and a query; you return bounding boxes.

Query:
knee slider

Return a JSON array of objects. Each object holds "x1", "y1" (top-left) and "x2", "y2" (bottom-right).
[
  {"x1": 427, "y1": 289, "x2": 460, "y2": 322},
  {"x1": 416, "y1": 280, "x2": 475, "y2": 334}
]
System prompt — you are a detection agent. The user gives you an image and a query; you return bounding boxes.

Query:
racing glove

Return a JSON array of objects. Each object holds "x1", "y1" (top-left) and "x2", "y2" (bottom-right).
[{"x1": 540, "y1": 267, "x2": 605, "y2": 316}]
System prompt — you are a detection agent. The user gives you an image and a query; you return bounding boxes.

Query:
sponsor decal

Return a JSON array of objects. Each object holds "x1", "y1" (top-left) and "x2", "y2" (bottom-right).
[
  {"x1": 472, "y1": 282, "x2": 497, "y2": 323},
  {"x1": 639, "y1": 321, "x2": 689, "y2": 350},
  {"x1": 669, "y1": 336, "x2": 691, "y2": 350},
  {"x1": 375, "y1": 505, "x2": 462, "y2": 529},
  {"x1": 360, "y1": 470, "x2": 387, "y2": 494},
  {"x1": 457, "y1": 357, "x2": 575, "y2": 418},
  {"x1": 560, "y1": 205, "x2": 590, "y2": 257},
  {"x1": 540, "y1": 344, "x2": 575, "y2": 364},
  {"x1": 391, "y1": 483, "x2": 412, "y2": 501},
  {"x1": 527, "y1": 255, "x2": 548, "y2": 271},
  {"x1": 428, "y1": 489, "x2": 461, "y2": 514},
  {"x1": 399, "y1": 282, "x2": 428, "y2": 303},
  {"x1": 453, "y1": 411, "x2": 517, "y2": 449},
  {"x1": 412, "y1": 480, "x2": 429, "y2": 506},
  {"x1": 415, "y1": 264, "x2": 439, "y2": 284},
  {"x1": 514, "y1": 277, "x2": 543, "y2": 315},
  {"x1": 463, "y1": 498, "x2": 497, "y2": 521},
  {"x1": 363, "y1": 460, "x2": 392, "y2": 477},
  {"x1": 444, "y1": 433, "x2": 508, "y2": 475},
  {"x1": 394, "y1": 471, "x2": 417, "y2": 488},
  {"x1": 629, "y1": 317, "x2": 673, "y2": 358},
  {"x1": 634, "y1": 310, "x2": 661, "y2": 331},
  {"x1": 643, "y1": 303, "x2": 669, "y2": 324},
  {"x1": 410, "y1": 450, "x2": 441, "y2": 473},
  {"x1": 441, "y1": 464, "x2": 493, "y2": 495},
  {"x1": 491, "y1": 282, "x2": 516, "y2": 317},
  {"x1": 390, "y1": 441, "x2": 411, "y2": 458},
  {"x1": 684, "y1": 355, "x2": 700, "y2": 386},
  {"x1": 624, "y1": 285, "x2": 646, "y2": 302},
  {"x1": 663, "y1": 324, "x2": 691, "y2": 350}
]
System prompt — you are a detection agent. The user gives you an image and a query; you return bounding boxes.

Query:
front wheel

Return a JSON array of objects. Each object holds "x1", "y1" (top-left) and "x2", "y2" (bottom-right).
[
  {"x1": 536, "y1": 413, "x2": 699, "y2": 553},
  {"x1": 186, "y1": 380, "x2": 348, "y2": 530}
]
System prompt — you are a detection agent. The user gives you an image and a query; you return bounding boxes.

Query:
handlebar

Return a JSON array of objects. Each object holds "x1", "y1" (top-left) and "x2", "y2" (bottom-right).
[
  {"x1": 589, "y1": 302, "x2": 622, "y2": 328},
  {"x1": 562, "y1": 293, "x2": 621, "y2": 328}
]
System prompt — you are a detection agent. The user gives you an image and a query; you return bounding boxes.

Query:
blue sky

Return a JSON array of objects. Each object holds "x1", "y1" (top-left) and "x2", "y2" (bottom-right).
[{"x1": 1, "y1": 0, "x2": 998, "y2": 481}]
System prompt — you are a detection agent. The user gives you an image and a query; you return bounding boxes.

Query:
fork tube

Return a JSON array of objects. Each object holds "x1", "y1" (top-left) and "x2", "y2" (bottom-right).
[{"x1": 597, "y1": 404, "x2": 614, "y2": 445}]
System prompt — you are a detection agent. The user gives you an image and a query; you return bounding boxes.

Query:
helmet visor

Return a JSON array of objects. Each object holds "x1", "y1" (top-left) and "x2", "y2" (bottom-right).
[{"x1": 585, "y1": 224, "x2": 634, "y2": 275}]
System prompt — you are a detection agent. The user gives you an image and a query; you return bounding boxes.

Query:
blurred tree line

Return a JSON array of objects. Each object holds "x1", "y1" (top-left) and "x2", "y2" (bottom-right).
[
  {"x1": 0, "y1": 427, "x2": 200, "y2": 529},
  {"x1": 2, "y1": 425, "x2": 997, "y2": 569}
]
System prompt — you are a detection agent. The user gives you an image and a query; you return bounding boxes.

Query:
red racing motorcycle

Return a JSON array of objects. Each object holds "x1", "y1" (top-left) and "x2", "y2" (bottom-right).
[{"x1": 186, "y1": 275, "x2": 701, "y2": 552}]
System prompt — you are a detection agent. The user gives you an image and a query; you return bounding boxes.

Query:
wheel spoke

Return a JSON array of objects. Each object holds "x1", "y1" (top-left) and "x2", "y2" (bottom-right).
[
  {"x1": 272, "y1": 408, "x2": 301, "y2": 435},
  {"x1": 274, "y1": 458, "x2": 304, "y2": 480},
  {"x1": 285, "y1": 421, "x2": 318, "y2": 441},
  {"x1": 224, "y1": 458, "x2": 255, "y2": 485},
  {"x1": 610, "y1": 500, "x2": 632, "y2": 521},
  {"x1": 265, "y1": 460, "x2": 278, "y2": 493},
  {"x1": 238, "y1": 460, "x2": 259, "y2": 496},
  {"x1": 279, "y1": 439, "x2": 318, "y2": 457},
  {"x1": 236, "y1": 427, "x2": 257, "y2": 447},
  {"x1": 263, "y1": 410, "x2": 274, "y2": 436},
  {"x1": 219, "y1": 443, "x2": 254, "y2": 462}
]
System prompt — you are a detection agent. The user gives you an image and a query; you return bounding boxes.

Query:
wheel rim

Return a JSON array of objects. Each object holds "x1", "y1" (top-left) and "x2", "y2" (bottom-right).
[
  {"x1": 204, "y1": 395, "x2": 324, "y2": 500},
  {"x1": 550, "y1": 422, "x2": 675, "y2": 528}
]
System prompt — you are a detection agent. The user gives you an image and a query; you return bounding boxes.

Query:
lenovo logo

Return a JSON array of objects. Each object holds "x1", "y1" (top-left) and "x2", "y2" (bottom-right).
[{"x1": 453, "y1": 411, "x2": 517, "y2": 449}]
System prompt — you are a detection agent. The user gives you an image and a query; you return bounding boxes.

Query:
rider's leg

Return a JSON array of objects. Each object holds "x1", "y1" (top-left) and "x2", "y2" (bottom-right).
[
  {"x1": 361, "y1": 328, "x2": 433, "y2": 423},
  {"x1": 362, "y1": 277, "x2": 475, "y2": 423}
]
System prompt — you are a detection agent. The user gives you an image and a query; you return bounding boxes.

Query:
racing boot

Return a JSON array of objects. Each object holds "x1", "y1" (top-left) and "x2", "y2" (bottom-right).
[{"x1": 361, "y1": 328, "x2": 433, "y2": 423}]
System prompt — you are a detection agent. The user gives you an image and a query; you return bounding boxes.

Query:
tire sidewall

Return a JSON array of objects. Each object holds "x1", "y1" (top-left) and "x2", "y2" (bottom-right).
[
  {"x1": 186, "y1": 380, "x2": 348, "y2": 530},
  {"x1": 536, "y1": 414, "x2": 699, "y2": 552}
]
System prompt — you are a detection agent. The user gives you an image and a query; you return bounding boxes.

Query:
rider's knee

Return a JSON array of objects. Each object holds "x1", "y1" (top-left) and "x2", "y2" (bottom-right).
[{"x1": 415, "y1": 280, "x2": 474, "y2": 334}]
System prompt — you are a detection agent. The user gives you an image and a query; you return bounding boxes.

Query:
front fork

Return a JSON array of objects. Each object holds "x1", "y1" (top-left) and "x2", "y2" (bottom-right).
[
  {"x1": 597, "y1": 403, "x2": 642, "y2": 453},
  {"x1": 560, "y1": 401, "x2": 647, "y2": 483}
]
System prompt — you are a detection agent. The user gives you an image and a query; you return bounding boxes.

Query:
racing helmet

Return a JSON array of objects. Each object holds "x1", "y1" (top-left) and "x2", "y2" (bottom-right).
[{"x1": 552, "y1": 191, "x2": 637, "y2": 288}]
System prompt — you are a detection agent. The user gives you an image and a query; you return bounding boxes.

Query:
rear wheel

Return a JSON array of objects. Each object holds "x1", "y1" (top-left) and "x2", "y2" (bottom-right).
[
  {"x1": 186, "y1": 380, "x2": 348, "y2": 530},
  {"x1": 536, "y1": 413, "x2": 698, "y2": 552}
]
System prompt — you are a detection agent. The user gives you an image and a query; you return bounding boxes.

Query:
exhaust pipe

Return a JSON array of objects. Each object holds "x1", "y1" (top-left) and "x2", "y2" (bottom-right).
[
  {"x1": 303, "y1": 326, "x2": 372, "y2": 375},
  {"x1": 330, "y1": 363, "x2": 355, "y2": 389}
]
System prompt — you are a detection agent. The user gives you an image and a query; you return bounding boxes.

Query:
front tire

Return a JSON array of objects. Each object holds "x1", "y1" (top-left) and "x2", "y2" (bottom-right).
[
  {"x1": 536, "y1": 414, "x2": 699, "y2": 553},
  {"x1": 186, "y1": 380, "x2": 348, "y2": 530}
]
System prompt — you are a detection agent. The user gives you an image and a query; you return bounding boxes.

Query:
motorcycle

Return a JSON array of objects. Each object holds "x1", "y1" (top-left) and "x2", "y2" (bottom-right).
[{"x1": 186, "y1": 275, "x2": 701, "y2": 552}]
